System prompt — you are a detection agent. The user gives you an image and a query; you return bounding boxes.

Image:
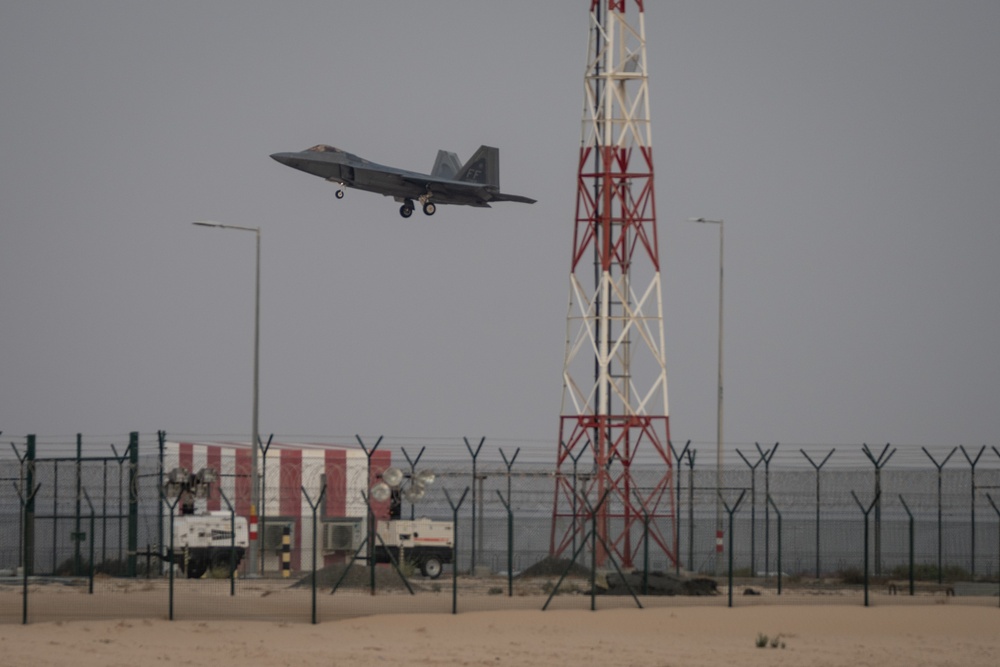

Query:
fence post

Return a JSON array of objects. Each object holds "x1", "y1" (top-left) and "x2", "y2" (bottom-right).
[
  {"x1": 159, "y1": 490, "x2": 181, "y2": 621},
  {"x1": 301, "y1": 483, "x2": 327, "y2": 624},
  {"x1": 499, "y1": 447, "x2": 520, "y2": 590},
  {"x1": 766, "y1": 495, "x2": 782, "y2": 595},
  {"x1": 632, "y1": 489, "x2": 652, "y2": 595},
  {"x1": 851, "y1": 490, "x2": 880, "y2": 607},
  {"x1": 862, "y1": 443, "x2": 895, "y2": 576},
  {"x1": 157, "y1": 430, "x2": 166, "y2": 573},
  {"x1": 686, "y1": 449, "x2": 696, "y2": 571},
  {"x1": 921, "y1": 447, "x2": 956, "y2": 584},
  {"x1": 463, "y1": 437, "x2": 485, "y2": 573},
  {"x1": 496, "y1": 490, "x2": 514, "y2": 596},
  {"x1": 959, "y1": 445, "x2": 985, "y2": 577},
  {"x1": 74, "y1": 434, "x2": 83, "y2": 576},
  {"x1": 127, "y1": 432, "x2": 139, "y2": 577},
  {"x1": 719, "y1": 489, "x2": 746, "y2": 608},
  {"x1": 83, "y1": 488, "x2": 95, "y2": 594},
  {"x1": 258, "y1": 433, "x2": 273, "y2": 575},
  {"x1": 756, "y1": 442, "x2": 778, "y2": 579},
  {"x1": 736, "y1": 449, "x2": 762, "y2": 576},
  {"x1": 14, "y1": 478, "x2": 41, "y2": 624},
  {"x1": 25, "y1": 435, "x2": 36, "y2": 577},
  {"x1": 356, "y1": 435, "x2": 383, "y2": 594},
  {"x1": 801, "y1": 448, "x2": 834, "y2": 579},
  {"x1": 899, "y1": 495, "x2": 914, "y2": 596},
  {"x1": 443, "y1": 487, "x2": 470, "y2": 615},
  {"x1": 667, "y1": 440, "x2": 691, "y2": 574},
  {"x1": 218, "y1": 488, "x2": 237, "y2": 597}
]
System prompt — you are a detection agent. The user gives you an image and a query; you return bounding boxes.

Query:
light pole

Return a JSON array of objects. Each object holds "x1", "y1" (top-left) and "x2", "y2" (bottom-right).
[
  {"x1": 193, "y1": 220, "x2": 261, "y2": 576},
  {"x1": 688, "y1": 217, "x2": 724, "y2": 572}
]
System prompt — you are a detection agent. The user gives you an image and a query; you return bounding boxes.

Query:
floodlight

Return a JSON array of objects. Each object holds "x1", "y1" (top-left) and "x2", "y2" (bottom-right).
[
  {"x1": 403, "y1": 481, "x2": 426, "y2": 503},
  {"x1": 168, "y1": 467, "x2": 190, "y2": 485},
  {"x1": 370, "y1": 481, "x2": 392, "y2": 503},
  {"x1": 196, "y1": 467, "x2": 218, "y2": 485},
  {"x1": 382, "y1": 467, "x2": 404, "y2": 488},
  {"x1": 414, "y1": 469, "x2": 436, "y2": 486}
]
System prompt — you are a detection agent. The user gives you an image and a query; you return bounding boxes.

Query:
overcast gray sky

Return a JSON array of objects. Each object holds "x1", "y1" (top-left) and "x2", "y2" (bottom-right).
[{"x1": 1, "y1": 1, "x2": 998, "y2": 464}]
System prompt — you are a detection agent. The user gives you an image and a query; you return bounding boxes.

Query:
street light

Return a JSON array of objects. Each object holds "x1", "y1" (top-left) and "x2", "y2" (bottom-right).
[
  {"x1": 193, "y1": 220, "x2": 262, "y2": 576},
  {"x1": 688, "y1": 217, "x2": 724, "y2": 572}
]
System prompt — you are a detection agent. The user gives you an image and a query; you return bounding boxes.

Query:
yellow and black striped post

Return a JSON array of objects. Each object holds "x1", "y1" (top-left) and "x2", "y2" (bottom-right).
[{"x1": 281, "y1": 526, "x2": 291, "y2": 578}]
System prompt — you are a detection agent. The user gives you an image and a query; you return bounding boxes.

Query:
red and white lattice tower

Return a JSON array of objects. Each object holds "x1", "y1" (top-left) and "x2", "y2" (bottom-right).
[{"x1": 550, "y1": 0, "x2": 675, "y2": 569}]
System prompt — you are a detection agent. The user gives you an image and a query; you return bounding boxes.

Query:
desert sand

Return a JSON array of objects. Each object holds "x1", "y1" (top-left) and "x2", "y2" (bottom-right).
[{"x1": 2, "y1": 603, "x2": 998, "y2": 667}]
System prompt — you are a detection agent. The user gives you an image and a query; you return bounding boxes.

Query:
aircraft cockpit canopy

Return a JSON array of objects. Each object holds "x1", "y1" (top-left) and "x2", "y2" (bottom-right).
[{"x1": 306, "y1": 145, "x2": 342, "y2": 153}]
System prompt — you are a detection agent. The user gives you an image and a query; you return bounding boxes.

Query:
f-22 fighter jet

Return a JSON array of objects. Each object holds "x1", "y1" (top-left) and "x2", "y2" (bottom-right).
[{"x1": 270, "y1": 144, "x2": 536, "y2": 218}]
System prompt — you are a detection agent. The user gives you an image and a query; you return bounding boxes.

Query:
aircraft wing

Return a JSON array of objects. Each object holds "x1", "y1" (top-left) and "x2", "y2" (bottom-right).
[{"x1": 394, "y1": 173, "x2": 535, "y2": 207}]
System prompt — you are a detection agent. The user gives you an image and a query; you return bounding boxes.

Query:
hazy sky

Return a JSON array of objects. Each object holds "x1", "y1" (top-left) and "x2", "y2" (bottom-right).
[{"x1": 2, "y1": 1, "x2": 998, "y2": 464}]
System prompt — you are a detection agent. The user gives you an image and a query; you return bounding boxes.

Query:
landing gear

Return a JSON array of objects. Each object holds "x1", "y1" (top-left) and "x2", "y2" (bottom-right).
[
  {"x1": 399, "y1": 196, "x2": 434, "y2": 218},
  {"x1": 335, "y1": 189, "x2": 345, "y2": 199}
]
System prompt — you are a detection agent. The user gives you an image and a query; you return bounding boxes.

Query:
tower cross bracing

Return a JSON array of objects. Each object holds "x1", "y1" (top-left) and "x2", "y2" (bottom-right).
[{"x1": 551, "y1": 0, "x2": 676, "y2": 569}]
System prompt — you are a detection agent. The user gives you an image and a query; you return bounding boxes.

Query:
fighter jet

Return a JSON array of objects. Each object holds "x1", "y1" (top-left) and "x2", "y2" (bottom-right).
[{"x1": 270, "y1": 144, "x2": 536, "y2": 218}]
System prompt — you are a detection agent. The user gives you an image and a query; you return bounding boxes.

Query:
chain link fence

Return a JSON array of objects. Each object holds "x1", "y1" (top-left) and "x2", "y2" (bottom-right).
[{"x1": 2, "y1": 434, "x2": 999, "y2": 623}]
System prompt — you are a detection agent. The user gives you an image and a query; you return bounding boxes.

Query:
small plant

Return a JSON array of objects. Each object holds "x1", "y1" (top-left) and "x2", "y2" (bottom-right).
[
  {"x1": 835, "y1": 567, "x2": 865, "y2": 585},
  {"x1": 488, "y1": 586, "x2": 504, "y2": 595},
  {"x1": 397, "y1": 559, "x2": 416, "y2": 578},
  {"x1": 756, "y1": 632, "x2": 787, "y2": 649}
]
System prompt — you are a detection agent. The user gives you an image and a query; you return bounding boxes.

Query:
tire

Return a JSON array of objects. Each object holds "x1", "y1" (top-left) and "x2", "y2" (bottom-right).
[
  {"x1": 186, "y1": 557, "x2": 208, "y2": 579},
  {"x1": 422, "y1": 202, "x2": 436, "y2": 216},
  {"x1": 210, "y1": 552, "x2": 234, "y2": 578},
  {"x1": 400, "y1": 204, "x2": 413, "y2": 218},
  {"x1": 421, "y1": 556, "x2": 443, "y2": 579},
  {"x1": 335, "y1": 189, "x2": 345, "y2": 199}
]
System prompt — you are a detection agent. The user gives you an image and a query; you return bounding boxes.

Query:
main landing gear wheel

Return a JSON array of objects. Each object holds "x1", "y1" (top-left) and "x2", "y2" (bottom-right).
[
  {"x1": 335, "y1": 189, "x2": 345, "y2": 199},
  {"x1": 399, "y1": 200, "x2": 415, "y2": 218},
  {"x1": 422, "y1": 202, "x2": 437, "y2": 216}
]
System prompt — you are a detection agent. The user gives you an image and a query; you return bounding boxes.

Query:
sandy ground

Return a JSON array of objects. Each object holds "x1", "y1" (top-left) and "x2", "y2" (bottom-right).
[{"x1": 2, "y1": 601, "x2": 999, "y2": 666}]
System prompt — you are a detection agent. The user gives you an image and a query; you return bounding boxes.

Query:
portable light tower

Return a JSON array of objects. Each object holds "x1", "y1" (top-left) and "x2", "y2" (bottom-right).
[{"x1": 550, "y1": 0, "x2": 676, "y2": 569}]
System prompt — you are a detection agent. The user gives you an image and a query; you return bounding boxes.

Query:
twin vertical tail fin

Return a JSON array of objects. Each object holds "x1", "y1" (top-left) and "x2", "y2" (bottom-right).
[
  {"x1": 432, "y1": 145, "x2": 535, "y2": 204},
  {"x1": 455, "y1": 145, "x2": 500, "y2": 188},
  {"x1": 430, "y1": 150, "x2": 462, "y2": 179}
]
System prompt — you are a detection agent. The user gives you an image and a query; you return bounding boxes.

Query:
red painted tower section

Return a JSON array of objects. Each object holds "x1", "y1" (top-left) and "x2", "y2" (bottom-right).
[{"x1": 550, "y1": 0, "x2": 675, "y2": 569}]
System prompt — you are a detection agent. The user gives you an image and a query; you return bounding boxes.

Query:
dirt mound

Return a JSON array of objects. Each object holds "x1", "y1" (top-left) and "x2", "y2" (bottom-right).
[
  {"x1": 293, "y1": 563, "x2": 417, "y2": 591},
  {"x1": 599, "y1": 571, "x2": 718, "y2": 596},
  {"x1": 517, "y1": 557, "x2": 590, "y2": 579}
]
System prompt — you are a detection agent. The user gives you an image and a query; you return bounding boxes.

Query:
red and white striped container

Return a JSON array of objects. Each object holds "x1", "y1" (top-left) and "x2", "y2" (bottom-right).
[{"x1": 163, "y1": 441, "x2": 391, "y2": 571}]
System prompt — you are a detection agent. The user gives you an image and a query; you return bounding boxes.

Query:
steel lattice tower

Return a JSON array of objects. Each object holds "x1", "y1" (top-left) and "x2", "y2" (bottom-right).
[{"x1": 550, "y1": 0, "x2": 675, "y2": 569}]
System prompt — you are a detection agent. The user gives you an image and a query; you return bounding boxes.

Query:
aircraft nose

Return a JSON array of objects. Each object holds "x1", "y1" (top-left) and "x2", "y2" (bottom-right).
[{"x1": 270, "y1": 152, "x2": 296, "y2": 167}]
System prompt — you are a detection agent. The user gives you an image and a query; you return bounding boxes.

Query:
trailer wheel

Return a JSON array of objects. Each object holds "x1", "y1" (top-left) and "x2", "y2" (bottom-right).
[
  {"x1": 210, "y1": 552, "x2": 235, "y2": 578},
  {"x1": 421, "y1": 556, "x2": 443, "y2": 579},
  {"x1": 186, "y1": 557, "x2": 208, "y2": 579}
]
